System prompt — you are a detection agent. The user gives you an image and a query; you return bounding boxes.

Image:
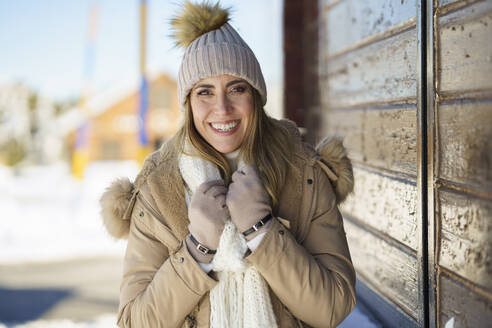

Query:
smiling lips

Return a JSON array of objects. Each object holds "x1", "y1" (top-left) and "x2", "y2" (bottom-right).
[{"x1": 209, "y1": 120, "x2": 241, "y2": 135}]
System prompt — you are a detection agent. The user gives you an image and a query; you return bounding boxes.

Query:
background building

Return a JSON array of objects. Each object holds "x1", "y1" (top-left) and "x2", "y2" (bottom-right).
[
  {"x1": 0, "y1": 82, "x2": 60, "y2": 166},
  {"x1": 67, "y1": 73, "x2": 180, "y2": 162}
]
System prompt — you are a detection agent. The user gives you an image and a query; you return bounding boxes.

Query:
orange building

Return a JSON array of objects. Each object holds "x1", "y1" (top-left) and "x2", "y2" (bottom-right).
[{"x1": 71, "y1": 73, "x2": 181, "y2": 162}]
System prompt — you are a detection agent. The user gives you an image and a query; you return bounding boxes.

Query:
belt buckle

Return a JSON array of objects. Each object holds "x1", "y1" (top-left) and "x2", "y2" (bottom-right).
[
  {"x1": 196, "y1": 243, "x2": 211, "y2": 255},
  {"x1": 253, "y1": 219, "x2": 265, "y2": 232}
]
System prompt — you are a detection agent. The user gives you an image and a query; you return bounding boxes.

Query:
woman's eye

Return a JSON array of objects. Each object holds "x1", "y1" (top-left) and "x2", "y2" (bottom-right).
[
  {"x1": 230, "y1": 85, "x2": 246, "y2": 93},
  {"x1": 197, "y1": 89, "x2": 212, "y2": 96}
]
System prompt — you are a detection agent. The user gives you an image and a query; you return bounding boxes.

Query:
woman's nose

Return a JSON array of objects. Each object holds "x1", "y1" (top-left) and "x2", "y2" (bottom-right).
[{"x1": 214, "y1": 92, "x2": 232, "y2": 115}]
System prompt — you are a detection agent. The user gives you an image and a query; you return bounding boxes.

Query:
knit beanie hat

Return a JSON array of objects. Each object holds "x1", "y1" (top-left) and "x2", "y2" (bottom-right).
[{"x1": 171, "y1": 1, "x2": 267, "y2": 112}]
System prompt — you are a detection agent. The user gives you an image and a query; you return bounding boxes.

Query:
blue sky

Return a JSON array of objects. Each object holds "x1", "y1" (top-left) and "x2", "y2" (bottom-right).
[{"x1": 0, "y1": 0, "x2": 283, "y2": 102}]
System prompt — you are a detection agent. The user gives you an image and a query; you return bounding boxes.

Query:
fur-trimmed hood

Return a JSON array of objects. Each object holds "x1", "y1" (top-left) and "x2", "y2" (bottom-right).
[
  {"x1": 100, "y1": 120, "x2": 354, "y2": 239},
  {"x1": 315, "y1": 137, "x2": 354, "y2": 204}
]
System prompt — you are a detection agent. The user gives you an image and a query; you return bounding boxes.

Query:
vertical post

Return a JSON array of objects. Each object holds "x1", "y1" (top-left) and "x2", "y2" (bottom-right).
[
  {"x1": 426, "y1": 0, "x2": 437, "y2": 327},
  {"x1": 283, "y1": 0, "x2": 319, "y2": 143},
  {"x1": 417, "y1": 0, "x2": 428, "y2": 326},
  {"x1": 302, "y1": 0, "x2": 319, "y2": 144},
  {"x1": 137, "y1": 0, "x2": 151, "y2": 165},
  {"x1": 417, "y1": 0, "x2": 436, "y2": 327},
  {"x1": 73, "y1": 3, "x2": 99, "y2": 179},
  {"x1": 283, "y1": 0, "x2": 305, "y2": 126}
]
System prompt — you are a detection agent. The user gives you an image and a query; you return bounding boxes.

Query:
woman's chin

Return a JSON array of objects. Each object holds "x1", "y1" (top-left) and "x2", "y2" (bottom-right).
[
  {"x1": 214, "y1": 144, "x2": 240, "y2": 154},
  {"x1": 206, "y1": 133, "x2": 243, "y2": 154}
]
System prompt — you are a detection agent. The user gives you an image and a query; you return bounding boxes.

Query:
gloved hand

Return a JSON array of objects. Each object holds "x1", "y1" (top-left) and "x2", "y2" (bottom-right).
[
  {"x1": 226, "y1": 165, "x2": 272, "y2": 240},
  {"x1": 187, "y1": 180, "x2": 229, "y2": 263}
]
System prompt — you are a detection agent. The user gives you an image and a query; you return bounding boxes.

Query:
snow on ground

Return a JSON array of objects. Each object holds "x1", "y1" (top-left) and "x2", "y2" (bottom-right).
[
  {"x1": 0, "y1": 161, "x2": 139, "y2": 263},
  {"x1": 0, "y1": 314, "x2": 117, "y2": 328}
]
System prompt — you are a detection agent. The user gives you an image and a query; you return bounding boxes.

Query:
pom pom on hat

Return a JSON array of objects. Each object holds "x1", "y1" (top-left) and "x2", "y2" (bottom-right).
[{"x1": 171, "y1": 1, "x2": 230, "y2": 48}]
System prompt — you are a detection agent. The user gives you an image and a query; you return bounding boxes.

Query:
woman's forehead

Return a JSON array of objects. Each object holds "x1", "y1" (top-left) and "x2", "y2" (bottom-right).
[{"x1": 195, "y1": 74, "x2": 246, "y2": 86}]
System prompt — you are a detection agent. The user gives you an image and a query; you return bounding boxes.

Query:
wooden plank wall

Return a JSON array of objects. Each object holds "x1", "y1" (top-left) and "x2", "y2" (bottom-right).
[
  {"x1": 318, "y1": 1, "x2": 492, "y2": 326},
  {"x1": 434, "y1": 0, "x2": 492, "y2": 327},
  {"x1": 318, "y1": 0, "x2": 421, "y2": 325}
]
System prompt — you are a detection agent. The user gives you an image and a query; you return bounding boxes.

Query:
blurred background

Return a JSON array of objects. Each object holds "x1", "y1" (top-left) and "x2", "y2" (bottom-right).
[
  {"x1": 1, "y1": 0, "x2": 492, "y2": 327},
  {"x1": 0, "y1": 1, "x2": 287, "y2": 327}
]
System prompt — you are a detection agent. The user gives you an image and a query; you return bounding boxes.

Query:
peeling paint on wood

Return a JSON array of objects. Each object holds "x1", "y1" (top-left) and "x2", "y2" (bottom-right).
[
  {"x1": 318, "y1": 1, "x2": 422, "y2": 320},
  {"x1": 438, "y1": 1, "x2": 492, "y2": 94},
  {"x1": 344, "y1": 219, "x2": 419, "y2": 318},
  {"x1": 320, "y1": 0, "x2": 416, "y2": 55},
  {"x1": 321, "y1": 28, "x2": 417, "y2": 109},
  {"x1": 438, "y1": 101, "x2": 492, "y2": 190},
  {"x1": 438, "y1": 190, "x2": 492, "y2": 290},
  {"x1": 436, "y1": 2, "x2": 492, "y2": 324},
  {"x1": 341, "y1": 167, "x2": 418, "y2": 250},
  {"x1": 325, "y1": 107, "x2": 417, "y2": 175},
  {"x1": 439, "y1": 273, "x2": 492, "y2": 327}
]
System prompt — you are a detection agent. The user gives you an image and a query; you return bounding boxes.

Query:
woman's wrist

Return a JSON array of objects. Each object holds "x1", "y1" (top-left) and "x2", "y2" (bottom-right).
[
  {"x1": 185, "y1": 235, "x2": 215, "y2": 264},
  {"x1": 242, "y1": 214, "x2": 273, "y2": 241}
]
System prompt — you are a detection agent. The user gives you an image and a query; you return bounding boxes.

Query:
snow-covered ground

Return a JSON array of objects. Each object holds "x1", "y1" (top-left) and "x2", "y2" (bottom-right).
[
  {"x1": 0, "y1": 161, "x2": 138, "y2": 263},
  {"x1": 0, "y1": 314, "x2": 117, "y2": 328}
]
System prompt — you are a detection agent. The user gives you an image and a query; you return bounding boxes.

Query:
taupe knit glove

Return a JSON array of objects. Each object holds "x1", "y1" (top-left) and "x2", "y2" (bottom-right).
[
  {"x1": 187, "y1": 180, "x2": 229, "y2": 263},
  {"x1": 227, "y1": 165, "x2": 272, "y2": 241}
]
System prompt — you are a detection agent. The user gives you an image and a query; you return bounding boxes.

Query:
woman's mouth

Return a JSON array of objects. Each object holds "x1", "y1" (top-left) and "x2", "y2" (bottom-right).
[{"x1": 209, "y1": 120, "x2": 240, "y2": 135}]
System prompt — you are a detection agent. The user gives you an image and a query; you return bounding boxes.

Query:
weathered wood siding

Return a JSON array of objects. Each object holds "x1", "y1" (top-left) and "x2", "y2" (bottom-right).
[
  {"x1": 319, "y1": 0, "x2": 421, "y2": 325},
  {"x1": 344, "y1": 220, "x2": 419, "y2": 316},
  {"x1": 342, "y1": 168, "x2": 418, "y2": 250},
  {"x1": 318, "y1": 0, "x2": 492, "y2": 326},
  {"x1": 435, "y1": 0, "x2": 492, "y2": 327}
]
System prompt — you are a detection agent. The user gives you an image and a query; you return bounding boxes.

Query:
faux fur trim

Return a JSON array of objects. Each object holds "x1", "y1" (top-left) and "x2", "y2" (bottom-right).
[
  {"x1": 100, "y1": 177, "x2": 134, "y2": 239},
  {"x1": 316, "y1": 137, "x2": 354, "y2": 204},
  {"x1": 99, "y1": 137, "x2": 186, "y2": 241}
]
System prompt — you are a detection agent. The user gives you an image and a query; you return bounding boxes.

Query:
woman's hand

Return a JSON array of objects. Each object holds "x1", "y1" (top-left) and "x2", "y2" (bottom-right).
[
  {"x1": 227, "y1": 165, "x2": 272, "y2": 240},
  {"x1": 188, "y1": 180, "x2": 229, "y2": 252}
]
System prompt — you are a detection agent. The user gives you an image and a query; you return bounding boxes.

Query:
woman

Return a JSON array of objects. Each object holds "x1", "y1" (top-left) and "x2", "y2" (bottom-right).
[{"x1": 100, "y1": 2, "x2": 356, "y2": 327}]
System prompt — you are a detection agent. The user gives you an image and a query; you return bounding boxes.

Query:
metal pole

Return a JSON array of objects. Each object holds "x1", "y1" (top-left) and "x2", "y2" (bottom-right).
[
  {"x1": 72, "y1": 2, "x2": 99, "y2": 179},
  {"x1": 137, "y1": 0, "x2": 150, "y2": 165}
]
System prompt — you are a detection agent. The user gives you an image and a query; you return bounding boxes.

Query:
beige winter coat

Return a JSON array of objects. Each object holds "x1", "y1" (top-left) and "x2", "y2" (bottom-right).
[{"x1": 100, "y1": 119, "x2": 356, "y2": 328}]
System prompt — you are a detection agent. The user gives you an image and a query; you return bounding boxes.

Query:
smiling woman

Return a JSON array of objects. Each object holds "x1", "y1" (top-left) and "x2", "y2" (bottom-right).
[
  {"x1": 100, "y1": 1, "x2": 357, "y2": 328},
  {"x1": 189, "y1": 75, "x2": 254, "y2": 154}
]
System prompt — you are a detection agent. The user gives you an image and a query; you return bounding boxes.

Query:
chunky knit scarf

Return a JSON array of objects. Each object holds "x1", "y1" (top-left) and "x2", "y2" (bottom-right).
[{"x1": 179, "y1": 143, "x2": 277, "y2": 328}]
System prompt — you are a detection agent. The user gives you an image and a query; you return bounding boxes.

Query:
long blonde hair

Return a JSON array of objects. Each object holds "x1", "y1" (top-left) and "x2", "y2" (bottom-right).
[{"x1": 175, "y1": 87, "x2": 295, "y2": 209}]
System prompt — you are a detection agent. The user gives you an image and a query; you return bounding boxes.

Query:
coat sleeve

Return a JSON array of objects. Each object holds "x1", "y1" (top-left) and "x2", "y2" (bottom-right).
[
  {"x1": 117, "y1": 188, "x2": 217, "y2": 328},
  {"x1": 246, "y1": 163, "x2": 356, "y2": 328}
]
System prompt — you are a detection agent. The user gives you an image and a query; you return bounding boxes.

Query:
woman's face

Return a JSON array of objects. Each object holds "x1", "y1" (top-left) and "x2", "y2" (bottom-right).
[{"x1": 190, "y1": 74, "x2": 254, "y2": 154}]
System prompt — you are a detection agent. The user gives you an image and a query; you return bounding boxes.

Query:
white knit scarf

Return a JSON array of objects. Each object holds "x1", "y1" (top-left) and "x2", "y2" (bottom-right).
[{"x1": 179, "y1": 143, "x2": 277, "y2": 328}]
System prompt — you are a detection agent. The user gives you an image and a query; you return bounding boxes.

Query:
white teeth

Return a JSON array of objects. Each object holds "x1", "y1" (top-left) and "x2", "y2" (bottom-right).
[{"x1": 211, "y1": 121, "x2": 239, "y2": 132}]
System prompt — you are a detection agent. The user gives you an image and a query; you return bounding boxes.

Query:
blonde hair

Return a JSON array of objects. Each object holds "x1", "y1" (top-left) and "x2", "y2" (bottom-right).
[{"x1": 175, "y1": 87, "x2": 295, "y2": 209}]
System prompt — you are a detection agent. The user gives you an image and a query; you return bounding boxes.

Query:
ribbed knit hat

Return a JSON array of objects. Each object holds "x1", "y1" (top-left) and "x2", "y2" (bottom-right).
[{"x1": 171, "y1": 1, "x2": 267, "y2": 112}]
